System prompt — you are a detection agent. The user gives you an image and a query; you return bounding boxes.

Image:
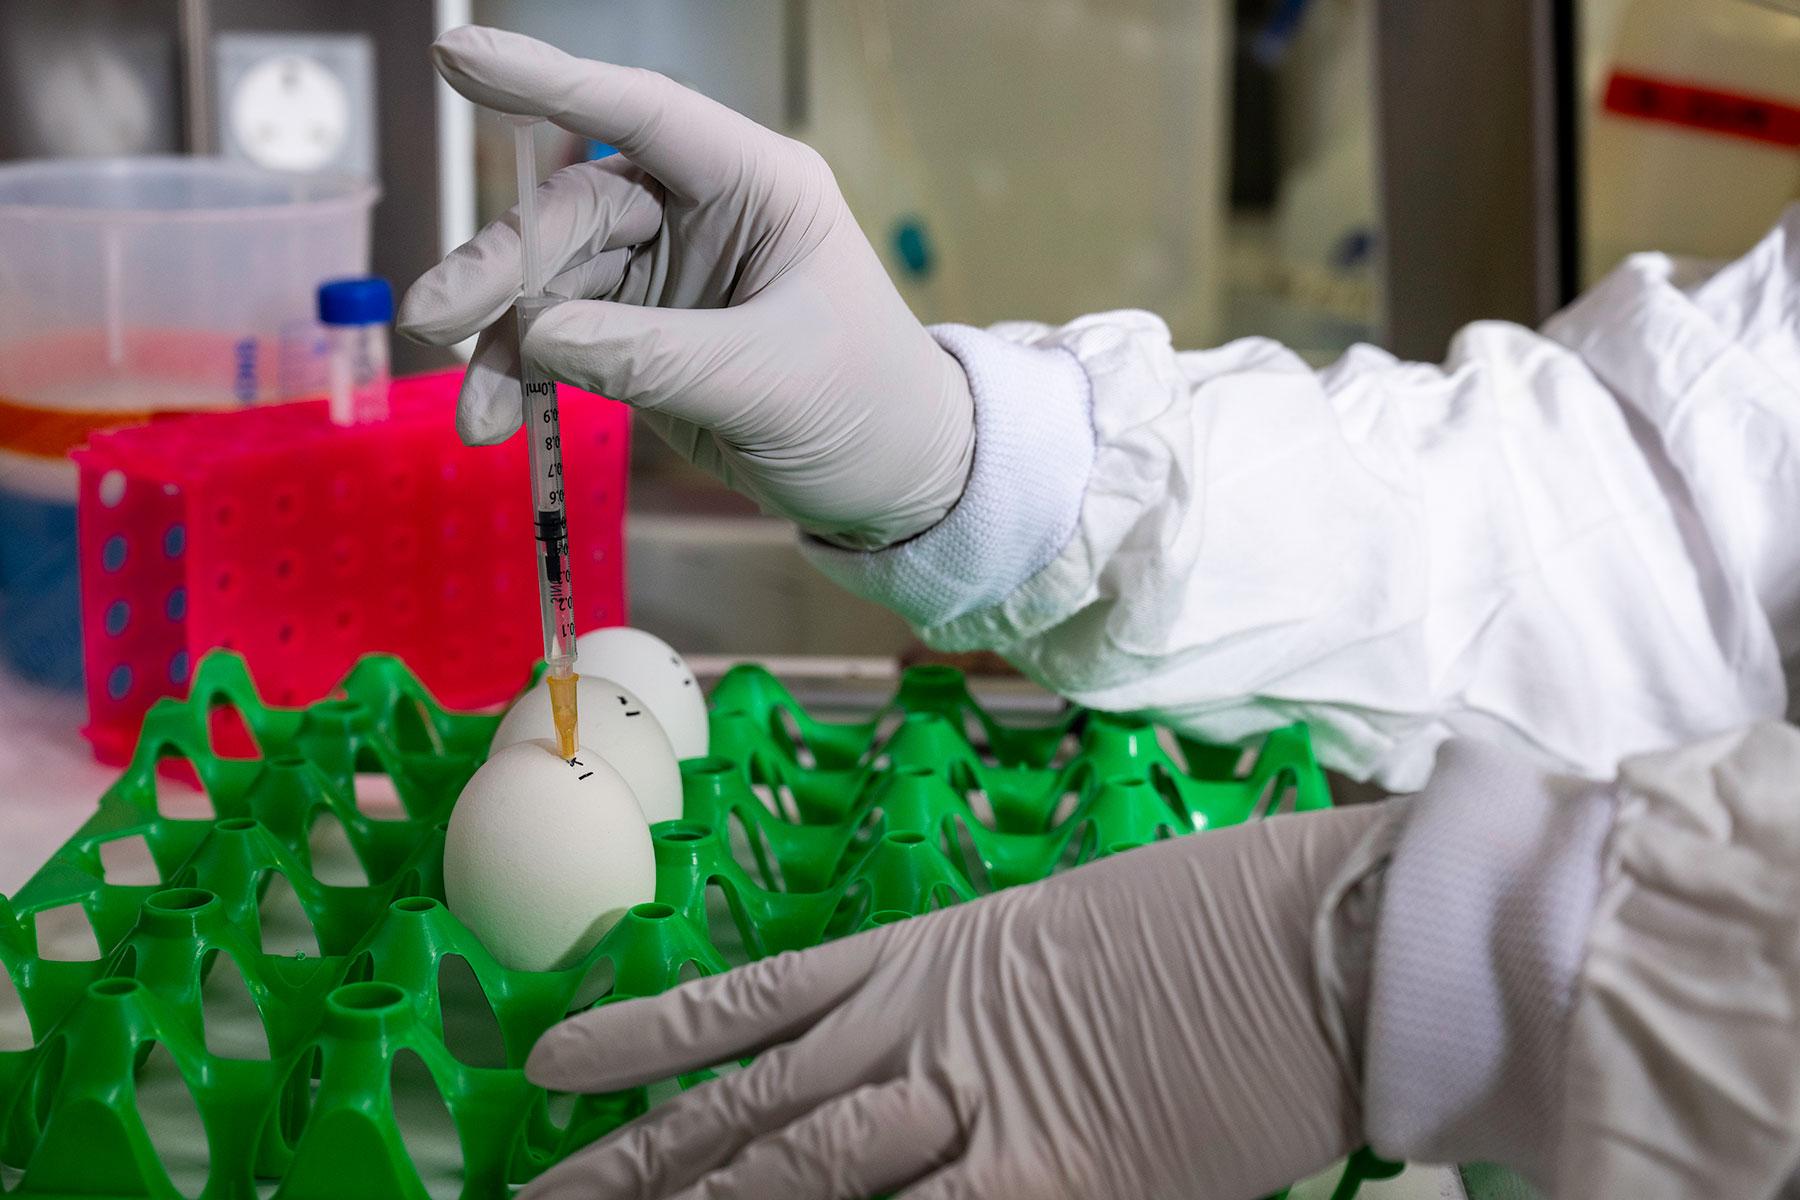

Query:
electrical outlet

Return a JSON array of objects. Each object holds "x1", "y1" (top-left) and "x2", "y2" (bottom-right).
[{"x1": 215, "y1": 32, "x2": 376, "y2": 177}]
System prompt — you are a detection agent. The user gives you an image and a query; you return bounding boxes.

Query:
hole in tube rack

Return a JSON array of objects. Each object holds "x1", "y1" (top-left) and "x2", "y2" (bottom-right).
[
  {"x1": 927, "y1": 882, "x2": 964, "y2": 911},
  {"x1": 1251, "y1": 774, "x2": 1299, "y2": 819},
  {"x1": 104, "y1": 600, "x2": 129, "y2": 636},
  {"x1": 704, "y1": 880, "x2": 751, "y2": 968},
  {"x1": 961, "y1": 781, "x2": 999, "y2": 829},
  {"x1": 727, "y1": 811, "x2": 784, "y2": 892},
  {"x1": 354, "y1": 773, "x2": 406, "y2": 820},
  {"x1": 1047, "y1": 732, "x2": 1083, "y2": 769},
  {"x1": 168, "y1": 651, "x2": 189, "y2": 685},
  {"x1": 98, "y1": 470, "x2": 126, "y2": 507},
  {"x1": 1058, "y1": 822, "x2": 1098, "y2": 872},
  {"x1": 392, "y1": 698, "x2": 444, "y2": 757},
  {"x1": 208, "y1": 705, "x2": 260, "y2": 760},
  {"x1": 942, "y1": 817, "x2": 992, "y2": 892},
  {"x1": 24, "y1": 1037, "x2": 67, "y2": 1143},
  {"x1": 1235, "y1": 742, "x2": 1263, "y2": 778},
  {"x1": 305, "y1": 810, "x2": 367, "y2": 886},
  {"x1": 148, "y1": 761, "x2": 213, "y2": 820},
  {"x1": 1153, "y1": 724, "x2": 1190, "y2": 773},
  {"x1": 439, "y1": 956, "x2": 507, "y2": 1069},
  {"x1": 98, "y1": 833, "x2": 161, "y2": 885},
  {"x1": 33, "y1": 904, "x2": 102, "y2": 961},
  {"x1": 101, "y1": 534, "x2": 127, "y2": 572},
  {"x1": 166, "y1": 587, "x2": 187, "y2": 622},
  {"x1": 567, "y1": 956, "x2": 617, "y2": 1014},
  {"x1": 257, "y1": 872, "x2": 320, "y2": 958},
  {"x1": 747, "y1": 780, "x2": 801, "y2": 824},
  {"x1": 774, "y1": 707, "x2": 815, "y2": 769},
  {"x1": 391, "y1": 1049, "x2": 462, "y2": 1198},
  {"x1": 962, "y1": 709, "x2": 1001, "y2": 765},
  {"x1": 274, "y1": 1047, "x2": 321, "y2": 1155},
  {"x1": 202, "y1": 952, "x2": 270, "y2": 1059},
  {"x1": 136, "y1": 1042, "x2": 210, "y2": 1196},
  {"x1": 0, "y1": 965, "x2": 31, "y2": 1049},
  {"x1": 163, "y1": 524, "x2": 185, "y2": 557},
  {"x1": 106, "y1": 664, "x2": 132, "y2": 701}
]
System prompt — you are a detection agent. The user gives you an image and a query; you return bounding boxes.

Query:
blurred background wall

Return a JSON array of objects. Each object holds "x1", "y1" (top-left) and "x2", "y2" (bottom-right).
[{"x1": 3, "y1": 0, "x2": 1798, "y2": 656}]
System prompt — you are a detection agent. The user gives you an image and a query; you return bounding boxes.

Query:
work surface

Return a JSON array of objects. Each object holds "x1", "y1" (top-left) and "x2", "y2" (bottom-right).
[{"x1": 0, "y1": 663, "x2": 1477, "y2": 1200}]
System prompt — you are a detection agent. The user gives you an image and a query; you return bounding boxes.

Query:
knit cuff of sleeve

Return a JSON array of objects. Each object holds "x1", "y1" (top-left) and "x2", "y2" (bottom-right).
[
  {"x1": 1361, "y1": 740, "x2": 1616, "y2": 1188},
  {"x1": 1550, "y1": 721, "x2": 1800, "y2": 1197},
  {"x1": 800, "y1": 323, "x2": 1096, "y2": 631}
]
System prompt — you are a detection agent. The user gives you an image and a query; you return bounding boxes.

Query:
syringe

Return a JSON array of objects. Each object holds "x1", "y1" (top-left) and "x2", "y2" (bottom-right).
[{"x1": 510, "y1": 116, "x2": 580, "y2": 760}]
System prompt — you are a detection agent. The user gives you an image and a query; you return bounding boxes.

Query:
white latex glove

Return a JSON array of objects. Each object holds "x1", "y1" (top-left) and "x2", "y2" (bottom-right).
[
  {"x1": 519, "y1": 804, "x2": 1389, "y2": 1200},
  {"x1": 397, "y1": 26, "x2": 975, "y2": 551}
]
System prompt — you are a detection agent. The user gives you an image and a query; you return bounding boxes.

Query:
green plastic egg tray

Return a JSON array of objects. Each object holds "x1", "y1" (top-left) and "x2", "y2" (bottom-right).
[{"x1": 0, "y1": 651, "x2": 1396, "y2": 1199}]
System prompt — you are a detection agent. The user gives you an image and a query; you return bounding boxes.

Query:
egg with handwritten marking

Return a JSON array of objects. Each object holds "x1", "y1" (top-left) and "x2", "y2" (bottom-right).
[
  {"x1": 575, "y1": 626, "x2": 707, "y2": 759},
  {"x1": 491, "y1": 675, "x2": 682, "y2": 824},
  {"x1": 444, "y1": 740, "x2": 655, "y2": 972}
]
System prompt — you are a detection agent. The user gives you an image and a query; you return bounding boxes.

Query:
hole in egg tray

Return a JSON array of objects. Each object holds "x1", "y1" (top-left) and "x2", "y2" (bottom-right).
[{"x1": 0, "y1": 649, "x2": 1402, "y2": 1199}]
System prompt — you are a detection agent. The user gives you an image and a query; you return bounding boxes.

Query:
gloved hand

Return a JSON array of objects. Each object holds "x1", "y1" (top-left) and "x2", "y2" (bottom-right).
[
  {"x1": 520, "y1": 804, "x2": 1389, "y2": 1200},
  {"x1": 397, "y1": 26, "x2": 976, "y2": 551}
]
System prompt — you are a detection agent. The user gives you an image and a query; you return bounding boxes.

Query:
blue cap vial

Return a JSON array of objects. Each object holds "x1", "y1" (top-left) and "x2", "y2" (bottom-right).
[{"x1": 317, "y1": 277, "x2": 394, "y2": 326}]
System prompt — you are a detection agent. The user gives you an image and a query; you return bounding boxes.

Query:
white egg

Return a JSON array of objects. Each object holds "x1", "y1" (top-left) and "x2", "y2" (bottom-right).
[
  {"x1": 575, "y1": 627, "x2": 708, "y2": 759},
  {"x1": 490, "y1": 675, "x2": 683, "y2": 824},
  {"x1": 444, "y1": 740, "x2": 656, "y2": 972}
]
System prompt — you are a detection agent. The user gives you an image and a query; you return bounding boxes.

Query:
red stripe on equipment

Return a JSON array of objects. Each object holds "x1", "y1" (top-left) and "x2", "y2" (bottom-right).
[{"x1": 1603, "y1": 70, "x2": 1800, "y2": 149}]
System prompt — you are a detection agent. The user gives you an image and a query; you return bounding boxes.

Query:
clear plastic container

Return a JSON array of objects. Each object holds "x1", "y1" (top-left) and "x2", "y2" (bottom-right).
[{"x1": 0, "y1": 157, "x2": 378, "y2": 687}]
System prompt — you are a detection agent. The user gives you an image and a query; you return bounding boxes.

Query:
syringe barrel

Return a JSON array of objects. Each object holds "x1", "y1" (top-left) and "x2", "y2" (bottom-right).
[{"x1": 516, "y1": 295, "x2": 578, "y2": 672}]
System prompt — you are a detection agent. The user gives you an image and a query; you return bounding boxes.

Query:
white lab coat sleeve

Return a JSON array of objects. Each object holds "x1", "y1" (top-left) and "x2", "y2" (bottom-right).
[
  {"x1": 806, "y1": 211, "x2": 1800, "y2": 790},
  {"x1": 1354, "y1": 722, "x2": 1800, "y2": 1197}
]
